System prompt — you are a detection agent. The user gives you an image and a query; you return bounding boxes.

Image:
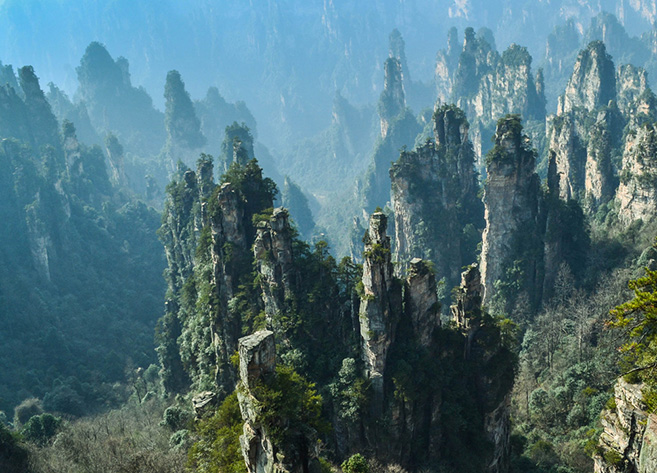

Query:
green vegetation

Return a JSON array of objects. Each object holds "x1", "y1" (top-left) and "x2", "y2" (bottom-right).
[
  {"x1": 342, "y1": 454, "x2": 369, "y2": 473},
  {"x1": 188, "y1": 393, "x2": 246, "y2": 473},
  {"x1": 608, "y1": 246, "x2": 657, "y2": 387},
  {"x1": 254, "y1": 365, "x2": 325, "y2": 446}
]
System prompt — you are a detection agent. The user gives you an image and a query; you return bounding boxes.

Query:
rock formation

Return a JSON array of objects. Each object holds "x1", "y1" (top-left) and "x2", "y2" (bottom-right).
[
  {"x1": 480, "y1": 116, "x2": 543, "y2": 310},
  {"x1": 237, "y1": 330, "x2": 279, "y2": 473},
  {"x1": 404, "y1": 258, "x2": 440, "y2": 348},
  {"x1": 163, "y1": 69, "x2": 207, "y2": 168},
  {"x1": 390, "y1": 104, "x2": 482, "y2": 289},
  {"x1": 360, "y1": 54, "x2": 420, "y2": 214},
  {"x1": 434, "y1": 28, "x2": 545, "y2": 161},
  {"x1": 549, "y1": 40, "x2": 656, "y2": 211},
  {"x1": 450, "y1": 263, "x2": 511, "y2": 473},
  {"x1": 594, "y1": 378, "x2": 657, "y2": 473},
  {"x1": 254, "y1": 208, "x2": 295, "y2": 324},
  {"x1": 616, "y1": 64, "x2": 650, "y2": 116},
  {"x1": 617, "y1": 124, "x2": 657, "y2": 225},
  {"x1": 18, "y1": 65, "x2": 61, "y2": 149},
  {"x1": 358, "y1": 211, "x2": 402, "y2": 402},
  {"x1": 237, "y1": 330, "x2": 319, "y2": 473},
  {"x1": 378, "y1": 58, "x2": 406, "y2": 139},
  {"x1": 209, "y1": 181, "x2": 249, "y2": 393},
  {"x1": 451, "y1": 264, "x2": 483, "y2": 336},
  {"x1": 558, "y1": 41, "x2": 616, "y2": 115}
]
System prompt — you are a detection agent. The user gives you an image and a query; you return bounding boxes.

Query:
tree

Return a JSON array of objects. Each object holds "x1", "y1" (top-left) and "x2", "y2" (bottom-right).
[
  {"x1": 608, "y1": 260, "x2": 657, "y2": 385},
  {"x1": 21, "y1": 413, "x2": 62, "y2": 445}
]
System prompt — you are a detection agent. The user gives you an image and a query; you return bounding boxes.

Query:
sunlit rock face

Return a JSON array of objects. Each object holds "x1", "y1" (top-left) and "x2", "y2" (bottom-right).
[
  {"x1": 434, "y1": 27, "x2": 545, "y2": 162},
  {"x1": 254, "y1": 208, "x2": 294, "y2": 325},
  {"x1": 549, "y1": 40, "x2": 657, "y2": 211},
  {"x1": 617, "y1": 124, "x2": 657, "y2": 225},
  {"x1": 237, "y1": 330, "x2": 278, "y2": 473},
  {"x1": 480, "y1": 116, "x2": 541, "y2": 308},
  {"x1": 594, "y1": 378, "x2": 657, "y2": 473},
  {"x1": 358, "y1": 211, "x2": 401, "y2": 406}
]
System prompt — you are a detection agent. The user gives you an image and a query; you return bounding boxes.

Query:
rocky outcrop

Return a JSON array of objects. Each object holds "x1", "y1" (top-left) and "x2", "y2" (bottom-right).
[
  {"x1": 192, "y1": 391, "x2": 218, "y2": 419},
  {"x1": 390, "y1": 104, "x2": 482, "y2": 289},
  {"x1": 617, "y1": 64, "x2": 650, "y2": 116},
  {"x1": 237, "y1": 330, "x2": 278, "y2": 473},
  {"x1": 359, "y1": 212, "x2": 402, "y2": 402},
  {"x1": 378, "y1": 58, "x2": 406, "y2": 139},
  {"x1": 434, "y1": 28, "x2": 545, "y2": 162},
  {"x1": 548, "y1": 40, "x2": 656, "y2": 210},
  {"x1": 404, "y1": 258, "x2": 440, "y2": 347},
  {"x1": 551, "y1": 42, "x2": 618, "y2": 205},
  {"x1": 237, "y1": 330, "x2": 319, "y2": 473},
  {"x1": 559, "y1": 41, "x2": 616, "y2": 115},
  {"x1": 480, "y1": 116, "x2": 542, "y2": 310},
  {"x1": 451, "y1": 264, "x2": 483, "y2": 335},
  {"x1": 434, "y1": 27, "x2": 460, "y2": 104},
  {"x1": 254, "y1": 208, "x2": 295, "y2": 324},
  {"x1": 617, "y1": 124, "x2": 657, "y2": 225},
  {"x1": 459, "y1": 44, "x2": 544, "y2": 124},
  {"x1": 104, "y1": 134, "x2": 128, "y2": 188},
  {"x1": 594, "y1": 378, "x2": 654, "y2": 473},
  {"x1": 450, "y1": 263, "x2": 512, "y2": 473},
  {"x1": 209, "y1": 181, "x2": 249, "y2": 392}
]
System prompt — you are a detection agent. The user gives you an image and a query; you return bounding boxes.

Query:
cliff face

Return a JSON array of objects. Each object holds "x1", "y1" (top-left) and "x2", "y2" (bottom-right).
[
  {"x1": 551, "y1": 41, "x2": 618, "y2": 208},
  {"x1": 390, "y1": 104, "x2": 482, "y2": 290},
  {"x1": 480, "y1": 116, "x2": 542, "y2": 310},
  {"x1": 359, "y1": 212, "x2": 402, "y2": 402},
  {"x1": 548, "y1": 114, "x2": 586, "y2": 202},
  {"x1": 594, "y1": 378, "x2": 657, "y2": 473},
  {"x1": 237, "y1": 331, "x2": 280, "y2": 473},
  {"x1": 158, "y1": 156, "x2": 279, "y2": 394},
  {"x1": 404, "y1": 258, "x2": 440, "y2": 348},
  {"x1": 254, "y1": 208, "x2": 295, "y2": 324},
  {"x1": 209, "y1": 181, "x2": 250, "y2": 393},
  {"x1": 617, "y1": 124, "x2": 657, "y2": 225}
]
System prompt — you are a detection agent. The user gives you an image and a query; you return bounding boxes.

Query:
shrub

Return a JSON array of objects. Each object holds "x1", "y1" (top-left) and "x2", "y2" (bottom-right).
[
  {"x1": 187, "y1": 392, "x2": 246, "y2": 473},
  {"x1": 21, "y1": 413, "x2": 62, "y2": 445},
  {"x1": 13, "y1": 398, "x2": 43, "y2": 427},
  {"x1": 161, "y1": 406, "x2": 192, "y2": 431},
  {"x1": 169, "y1": 429, "x2": 190, "y2": 451},
  {"x1": 341, "y1": 454, "x2": 369, "y2": 473}
]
